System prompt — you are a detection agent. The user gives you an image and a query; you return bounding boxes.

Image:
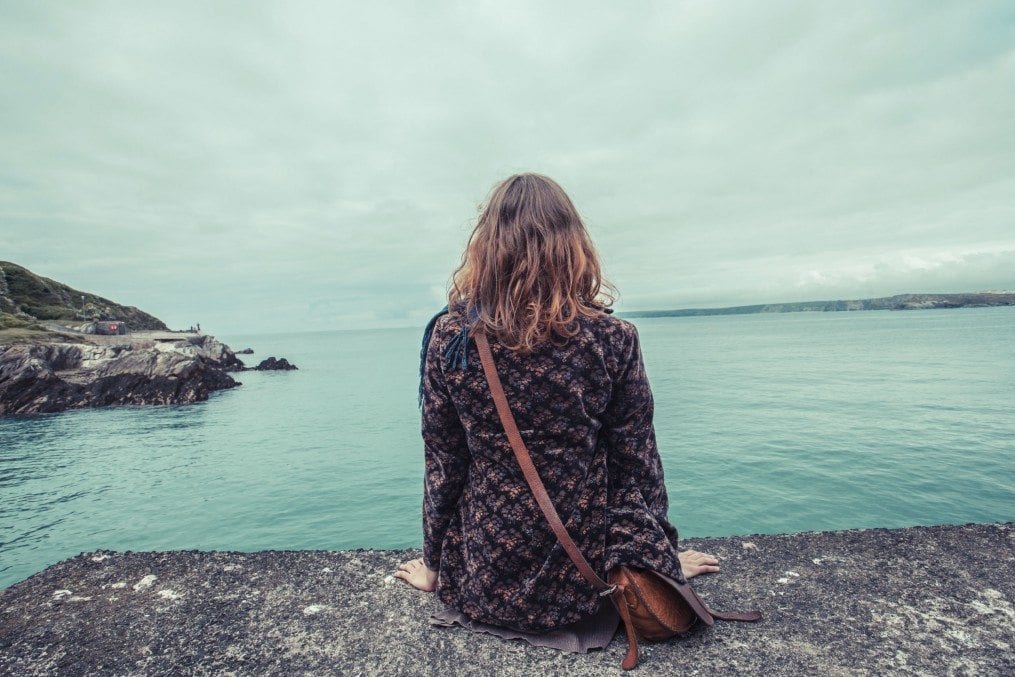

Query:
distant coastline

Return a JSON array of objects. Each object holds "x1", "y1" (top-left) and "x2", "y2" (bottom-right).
[{"x1": 619, "y1": 292, "x2": 1015, "y2": 319}]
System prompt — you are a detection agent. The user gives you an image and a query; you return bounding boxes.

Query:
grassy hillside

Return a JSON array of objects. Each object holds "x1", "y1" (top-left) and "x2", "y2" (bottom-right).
[{"x1": 0, "y1": 261, "x2": 167, "y2": 330}]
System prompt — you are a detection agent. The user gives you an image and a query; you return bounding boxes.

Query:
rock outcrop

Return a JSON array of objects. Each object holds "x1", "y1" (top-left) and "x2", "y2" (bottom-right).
[
  {"x1": 0, "y1": 334, "x2": 243, "y2": 416},
  {"x1": 253, "y1": 356, "x2": 298, "y2": 371},
  {"x1": 0, "y1": 523, "x2": 1010, "y2": 675}
]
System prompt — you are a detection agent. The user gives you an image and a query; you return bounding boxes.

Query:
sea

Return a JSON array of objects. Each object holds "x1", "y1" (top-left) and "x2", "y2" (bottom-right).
[{"x1": 1, "y1": 307, "x2": 1013, "y2": 589}]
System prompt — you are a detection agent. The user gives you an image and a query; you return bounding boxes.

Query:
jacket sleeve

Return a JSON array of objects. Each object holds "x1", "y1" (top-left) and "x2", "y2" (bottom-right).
[
  {"x1": 420, "y1": 321, "x2": 471, "y2": 571},
  {"x1": 602, "y1": 323, "x2": 680, "y2": 550}
]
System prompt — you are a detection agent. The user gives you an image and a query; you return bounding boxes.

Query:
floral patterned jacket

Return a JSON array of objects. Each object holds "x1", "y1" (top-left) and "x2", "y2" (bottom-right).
[{"x1": 420, "y1": 305, "x2": 685, "y2": 632}]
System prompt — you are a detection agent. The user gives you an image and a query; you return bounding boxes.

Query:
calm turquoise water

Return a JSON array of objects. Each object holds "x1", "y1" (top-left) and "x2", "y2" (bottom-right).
[{"x1": 2, "y1": 308, "x2": 1013, "y2": 588}]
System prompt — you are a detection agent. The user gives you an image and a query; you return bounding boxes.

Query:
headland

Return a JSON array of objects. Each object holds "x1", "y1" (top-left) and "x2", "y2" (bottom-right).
[
  {"x1": 621, "y1": 292, "x2": 1015, "y2": 319},
  {"x1": 0, "y1": 261, "x2": 295, "y2": 416}
]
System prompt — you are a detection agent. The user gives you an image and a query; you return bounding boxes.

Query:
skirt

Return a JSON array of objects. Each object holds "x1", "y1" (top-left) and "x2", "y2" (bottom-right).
[{"x1": 429, "y1": 599, "x2": 622, "y2": 654}]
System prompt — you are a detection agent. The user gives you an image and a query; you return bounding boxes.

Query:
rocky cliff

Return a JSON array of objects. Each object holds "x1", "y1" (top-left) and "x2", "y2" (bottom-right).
[{"x1": 0, "y1": 334, "x2": 244, "y2": 416}]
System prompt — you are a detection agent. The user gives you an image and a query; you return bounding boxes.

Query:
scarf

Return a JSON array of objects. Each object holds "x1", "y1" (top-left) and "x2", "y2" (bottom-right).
[
  {"x1": 418, "y1": 303, "x2": 480, "y2": 409},
  {"x1": 417, "y1": 302, "x2": 612, "y2": 409}
]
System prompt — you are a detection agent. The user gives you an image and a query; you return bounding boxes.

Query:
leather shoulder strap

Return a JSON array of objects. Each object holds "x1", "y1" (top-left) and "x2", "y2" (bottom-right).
[{"x1": 474, "y1": 328, "x2": 613, "y2": 593}]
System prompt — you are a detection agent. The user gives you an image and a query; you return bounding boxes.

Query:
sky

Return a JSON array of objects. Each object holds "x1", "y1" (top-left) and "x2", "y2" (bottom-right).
[{"x1": 1, "y1": 1, "x2": 1013, "y2": 334}]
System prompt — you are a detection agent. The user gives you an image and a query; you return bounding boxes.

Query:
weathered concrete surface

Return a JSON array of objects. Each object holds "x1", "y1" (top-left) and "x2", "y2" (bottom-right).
[{"x1": 1, "y1": 523, "x2": 1011, "y2": 675}]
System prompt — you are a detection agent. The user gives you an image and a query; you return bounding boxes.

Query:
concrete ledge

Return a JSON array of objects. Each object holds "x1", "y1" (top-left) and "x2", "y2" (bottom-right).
[{"x1": 1, "y1": 523, "x2": 1011, "y2": 675}]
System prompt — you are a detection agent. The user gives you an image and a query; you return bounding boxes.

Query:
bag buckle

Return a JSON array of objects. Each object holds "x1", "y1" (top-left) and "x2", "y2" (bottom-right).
[{"x1": 599, "y1": 584, "x2": 618, "y2": 597}]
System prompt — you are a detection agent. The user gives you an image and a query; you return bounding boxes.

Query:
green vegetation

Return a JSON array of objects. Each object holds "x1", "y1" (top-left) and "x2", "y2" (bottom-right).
[
  {"x1": 0, "y1": 311, "x2": 42, "y2": 330},
  {"x1": 0, "y1": 261, "x2": 167, "y2": 330},
  {"x1": 0, "y1": 327, "x2": 75, "y2": 344}
]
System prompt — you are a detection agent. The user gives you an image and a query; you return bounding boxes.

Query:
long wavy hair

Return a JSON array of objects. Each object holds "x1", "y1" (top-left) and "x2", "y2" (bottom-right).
[{"x1": 448, "y1": 173, "x2": 617, "y2": 352}]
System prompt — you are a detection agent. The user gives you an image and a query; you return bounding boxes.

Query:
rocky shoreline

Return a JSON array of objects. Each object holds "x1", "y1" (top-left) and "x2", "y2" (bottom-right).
[
  {"x1": 0, "y1": 523, "x2": 1010, "y2": 675},
  {"x1": 0, "y1": 332, "x2": 297, "y2": 416}
]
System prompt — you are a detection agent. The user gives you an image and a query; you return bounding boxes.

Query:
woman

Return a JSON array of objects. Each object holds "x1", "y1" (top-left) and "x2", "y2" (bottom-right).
[{"x1": 394, "y1": 173, "x2": 719, "y2": 653}]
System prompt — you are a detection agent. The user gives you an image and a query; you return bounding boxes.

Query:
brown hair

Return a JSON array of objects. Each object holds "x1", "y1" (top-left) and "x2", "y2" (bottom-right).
[{"x1": 448, "y1": 173, "x2": 616, "y2": 352}]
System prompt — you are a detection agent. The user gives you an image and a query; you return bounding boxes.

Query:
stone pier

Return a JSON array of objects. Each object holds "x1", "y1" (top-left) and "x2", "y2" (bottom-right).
[{"x1": 1, "y1": 523, "x2": 1011, "y2": 675}]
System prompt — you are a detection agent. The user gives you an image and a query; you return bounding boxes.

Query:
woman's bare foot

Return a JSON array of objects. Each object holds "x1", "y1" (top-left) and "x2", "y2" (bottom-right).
[
  {"x1": 679, "y1": 549, "x2": 720, "y2": 578},
  {"x1": 393, "y1": 557, "x2": 438, "y2": 592}
]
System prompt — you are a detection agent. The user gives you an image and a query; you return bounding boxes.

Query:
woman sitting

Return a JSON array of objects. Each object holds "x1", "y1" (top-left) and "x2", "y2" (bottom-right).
[{"x1": 395, "y1": 173, "x2": 719, "y2": 653}]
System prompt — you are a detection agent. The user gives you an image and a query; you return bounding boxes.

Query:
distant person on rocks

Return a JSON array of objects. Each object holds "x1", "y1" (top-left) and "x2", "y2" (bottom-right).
[{"x1": 394, "y1": 174, "x2": 719, "y2": 654}]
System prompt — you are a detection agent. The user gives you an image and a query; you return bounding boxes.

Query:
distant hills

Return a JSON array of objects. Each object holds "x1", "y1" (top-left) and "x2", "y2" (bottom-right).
[
  {"x1": 0, "y1": 261, "x2": 167, "y2": 331},
  {"x1": 620, "y1": 293, "x2": 1015, "y2": 319}
]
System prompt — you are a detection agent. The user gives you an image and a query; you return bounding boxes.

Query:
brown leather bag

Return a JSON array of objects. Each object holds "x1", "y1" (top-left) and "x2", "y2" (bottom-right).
[{"x1": 474, "y1": 328, "x2": 761, "y2": 670}]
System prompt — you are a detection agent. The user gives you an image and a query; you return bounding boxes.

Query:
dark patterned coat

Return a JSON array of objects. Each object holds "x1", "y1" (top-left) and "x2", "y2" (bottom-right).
[{"x1": 420, "y1": 306, "x2": 685, "y2": 632}]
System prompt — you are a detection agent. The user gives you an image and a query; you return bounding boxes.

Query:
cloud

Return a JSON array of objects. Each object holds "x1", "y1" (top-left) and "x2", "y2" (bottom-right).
[{"x1": 1, "y1": 1, "x2": 1013, "y2": 332}]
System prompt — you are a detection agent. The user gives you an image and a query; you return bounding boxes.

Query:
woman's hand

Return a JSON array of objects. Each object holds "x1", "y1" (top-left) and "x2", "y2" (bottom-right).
[
  {"x1": 679, "y1": 549, "x2": 720, "y2": 578},
  {"x1": 393, "y1": 557, "x2": 438, "y2": 592}
]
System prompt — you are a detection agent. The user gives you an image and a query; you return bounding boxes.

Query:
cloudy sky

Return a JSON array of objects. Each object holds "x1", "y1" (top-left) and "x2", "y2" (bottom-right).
[{"x1": 2, "y1": 1, "x2": 1013, "y2": 334}]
